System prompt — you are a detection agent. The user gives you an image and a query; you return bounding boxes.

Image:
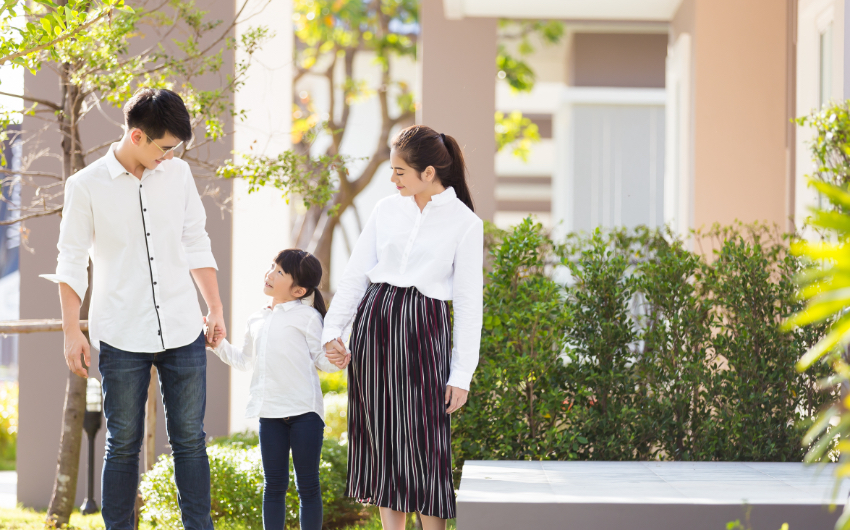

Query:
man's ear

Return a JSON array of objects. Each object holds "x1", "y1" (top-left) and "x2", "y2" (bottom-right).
[{"x1": 130, "y1": 129, "x2": 144, "y2": 146}]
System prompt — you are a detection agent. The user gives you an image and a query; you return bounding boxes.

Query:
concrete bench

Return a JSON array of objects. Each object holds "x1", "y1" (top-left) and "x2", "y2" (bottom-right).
[{"x1": 457, "y1": 461, "x2": 848, "y2": 530}]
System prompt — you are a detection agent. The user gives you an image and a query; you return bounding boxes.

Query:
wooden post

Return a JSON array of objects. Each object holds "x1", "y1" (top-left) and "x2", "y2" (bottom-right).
[
  {"x1": 136, "y1": 367, "x2": 158, "y2": 530},
  {"x1": 144, "y1": 367, "x2": 157, "y2": 472}
]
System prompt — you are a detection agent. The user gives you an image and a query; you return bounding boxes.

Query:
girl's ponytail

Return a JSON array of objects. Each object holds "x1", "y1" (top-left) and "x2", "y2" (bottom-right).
[
  {"x1": 311, "y1": 289, "x2": 327, "y2": 319},
  {"x1": 391, "y1": 125, "x2": 475, "y2": 213},
  {"x1": 441, "y1": 133, "x2": 475, "y2": 212}
]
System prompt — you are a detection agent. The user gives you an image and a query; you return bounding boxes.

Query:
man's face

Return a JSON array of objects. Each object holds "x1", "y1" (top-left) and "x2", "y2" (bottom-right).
[{"x1": 131, "y1": 129, "x2": 183, "y2": 170}]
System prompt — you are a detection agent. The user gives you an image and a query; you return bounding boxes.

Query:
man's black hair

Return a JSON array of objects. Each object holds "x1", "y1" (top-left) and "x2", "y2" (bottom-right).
[{"x1": 123, "y1": 88, "x2": 193, "y2": 143}]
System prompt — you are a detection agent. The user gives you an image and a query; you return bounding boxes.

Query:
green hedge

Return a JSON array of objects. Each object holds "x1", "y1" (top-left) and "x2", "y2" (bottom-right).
[
  {"x1": 139, "y1": 434, "x2": 365, "y2": 529},
  {"x1": 453, "y1": 219, "x2": 835, "y2": 467}
]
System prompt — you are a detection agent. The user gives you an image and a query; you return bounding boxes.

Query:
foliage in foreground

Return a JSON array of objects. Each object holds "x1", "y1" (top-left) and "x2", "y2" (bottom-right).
[
  {"x1": 139, "y1": 435, "x2": 364, "y2": 530},
  {"x1": 453, "y1": 218, "x2": 835, "y2": 469},
  {"x1": 785, "y1": 100, "x2": 850, "y2": 530}
]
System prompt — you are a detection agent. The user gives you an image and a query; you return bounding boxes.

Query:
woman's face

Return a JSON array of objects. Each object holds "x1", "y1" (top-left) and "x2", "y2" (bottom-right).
[{"x1": 390, "y1": 148, "x2": 434, "y2": 197}]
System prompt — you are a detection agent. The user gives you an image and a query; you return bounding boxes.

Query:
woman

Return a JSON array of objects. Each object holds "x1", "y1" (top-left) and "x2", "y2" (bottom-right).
[{"x1": 322, "y1": 125, "x2": 483, "y2": 530}]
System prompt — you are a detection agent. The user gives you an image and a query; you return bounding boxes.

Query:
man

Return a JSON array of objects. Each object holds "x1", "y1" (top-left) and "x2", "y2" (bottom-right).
[{"x1": 41, "y1": 88, "x2": 225, "y2": 530}]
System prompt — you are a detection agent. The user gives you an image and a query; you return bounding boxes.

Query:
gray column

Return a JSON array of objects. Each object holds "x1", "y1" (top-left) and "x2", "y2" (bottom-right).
[
  {"x1": 845, "y1": 0, "x2": 850, "y2": 99},
  {"x1": 418, "y1": 0, "x2": 497, "y2": 221}
]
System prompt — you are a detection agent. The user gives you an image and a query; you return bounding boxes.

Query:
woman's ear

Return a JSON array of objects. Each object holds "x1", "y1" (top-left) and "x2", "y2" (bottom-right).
[{"x1": 423, "y1": 165, "x2": 436, "y2": 183}]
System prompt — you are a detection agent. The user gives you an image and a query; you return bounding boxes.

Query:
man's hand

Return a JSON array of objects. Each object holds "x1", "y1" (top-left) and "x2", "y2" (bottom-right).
[
  {"x1": 445, "y1": 385, "x2": 468, "y2": 414},
  {"x1": 204, "y1": 310, "x2": 226, "y2": 348},
  {"x1": 203, "y1": 316, "x2": 225, "y2": 348},
  {"x1": 325, "y1": 338, "x2": 350, "y2": 369},
  {"x1": 64, "y1": 327, "x2": 90, "y2": 378}
]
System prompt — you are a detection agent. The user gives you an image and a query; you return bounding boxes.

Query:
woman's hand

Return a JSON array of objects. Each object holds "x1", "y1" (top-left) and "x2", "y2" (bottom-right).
[
  {"x1": 325, "y1": 338, "x2": 351, "y2": 369},
  {"x1": 445, "y1": 385, "x2": 468, "y2": 414}
]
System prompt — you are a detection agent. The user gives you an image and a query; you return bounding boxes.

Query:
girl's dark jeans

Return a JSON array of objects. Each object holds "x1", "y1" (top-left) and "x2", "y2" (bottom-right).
[{"x1": 259, "y1": 413, "x2": 325, "y2": 530}]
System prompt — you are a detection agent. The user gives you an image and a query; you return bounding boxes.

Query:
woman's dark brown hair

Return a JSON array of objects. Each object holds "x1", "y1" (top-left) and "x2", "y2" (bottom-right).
[
  {"x1": 274, "y1": 249, "x2": 327, "y2": 318},
  {"x1": 390, "y1": 125, "x2": 475, "y2": 212}
]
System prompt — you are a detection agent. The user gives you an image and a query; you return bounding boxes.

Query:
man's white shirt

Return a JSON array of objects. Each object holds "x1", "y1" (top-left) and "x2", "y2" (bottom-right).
[{"x1": 41, "y1": 144, "x2": 217, "y2": 352}]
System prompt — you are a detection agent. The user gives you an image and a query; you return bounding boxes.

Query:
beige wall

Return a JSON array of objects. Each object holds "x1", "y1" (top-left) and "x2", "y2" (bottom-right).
[
  {"x1": 17, "y1": 0, "x2": 234, "y2": 508},
  {"x1": 571, "y1": 33, "x2": 668, "y2": 88},
  {"x1": 672, "y1": 0, "x2": 794, "y2": 231},
  {"x1": 419, "y1": 0, "x2": 497, "y2": 221}
]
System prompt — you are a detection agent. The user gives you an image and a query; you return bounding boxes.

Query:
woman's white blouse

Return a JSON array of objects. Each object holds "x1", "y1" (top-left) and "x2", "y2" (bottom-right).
[
  {"x1": 210, "y1": 300, "x2": 339, "y2": 421},
  {"x1": 321, "y1": 187, "x2": 483, "y2": 391}
]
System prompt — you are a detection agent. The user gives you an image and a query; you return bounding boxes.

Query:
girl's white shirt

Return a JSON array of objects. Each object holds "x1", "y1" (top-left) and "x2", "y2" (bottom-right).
[
  {"x1": 209, "y1": 299, "x2": 339, "y2": 421},
  {"x1": 321, "y1": 186, "x2": 484, "y2": 391}
]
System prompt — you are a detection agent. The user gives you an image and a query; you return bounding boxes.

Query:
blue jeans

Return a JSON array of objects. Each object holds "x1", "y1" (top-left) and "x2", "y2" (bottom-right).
[
  {"x1": 99, "y1": 332, "x2": 213, "y2": 530},
  {"x1": 259, "y1": 413, "x2": 324, "y2": 530}
]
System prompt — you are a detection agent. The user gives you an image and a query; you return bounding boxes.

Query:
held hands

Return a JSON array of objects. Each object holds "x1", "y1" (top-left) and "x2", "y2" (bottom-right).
[
  {"x1": 63, "y1": 327, "x2": 91, "y2": 378},
  {"x1": 203, "y1": 314, "x2": 226, "y2": 348},
  {"x1": 325, "y1": 338, "x2": 351, "y2": 369},
  {"x1": 445, "y1": 385, "x2": 468, "y2": 414}
]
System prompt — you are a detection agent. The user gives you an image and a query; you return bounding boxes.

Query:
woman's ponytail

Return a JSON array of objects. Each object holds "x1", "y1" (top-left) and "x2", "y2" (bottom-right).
[
  {"x1": 391, "y1": 125, "x2": 475, "y2": 213},
  {"x1": 441, "y1": 133, "x2": 475, "y2": 213}
]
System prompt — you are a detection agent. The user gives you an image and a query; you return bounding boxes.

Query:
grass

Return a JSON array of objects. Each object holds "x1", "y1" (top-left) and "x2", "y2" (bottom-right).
[
  {"x1": 0, "y1": 506, "x2": 456, "y2": 530},
  {"x1": 0, "y1": 507, "x2": 107, "y2": 529}
]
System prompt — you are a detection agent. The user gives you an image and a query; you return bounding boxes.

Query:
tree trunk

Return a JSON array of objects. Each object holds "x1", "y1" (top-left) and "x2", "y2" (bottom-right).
[
  {"x1": 47, "y1": 59, "x2": 89, "y2": 524},
  {"x1": 46, "y1": 263, "x2": 92, "y2": 527}
]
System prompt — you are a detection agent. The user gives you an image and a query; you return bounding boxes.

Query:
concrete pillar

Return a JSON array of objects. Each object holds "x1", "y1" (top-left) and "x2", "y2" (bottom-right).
[
  {"x1": 845, "y1": 0, "x2": 850, "y2": 99},
  {"x1": 229, "y1": 0, "x2": 293, "y2": 434},
  {"x1": 418, "y1": 0, "x2": 497, "y2": 221}
]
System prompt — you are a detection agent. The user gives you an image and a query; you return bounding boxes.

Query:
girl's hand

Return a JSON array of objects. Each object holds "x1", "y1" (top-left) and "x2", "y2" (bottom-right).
[
  {"x1": 445, "y1": 385, "x2": 468, "y2": 414},
  {"x1": 325, "y1": 338, "x2": 350, "y2": 368}
]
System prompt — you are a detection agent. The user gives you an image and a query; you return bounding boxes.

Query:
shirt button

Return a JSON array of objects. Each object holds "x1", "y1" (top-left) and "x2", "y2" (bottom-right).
[
  {"x1": 146, "y1": 233, "x2": 150, "y2": 236},
  {"x1": 157, "y1": 330, "x2": 161, "y2": 335},
  {"x1": 153, "y1": 281, "x2": 157, "y2": 285},
  {"x1": 150, "y1": 257, "x2": 154, "y2": 261},
  {"x1": 143, "y1": 208, "x2": 147, "y2": 212},
  {"x1": 156, "y1": 305, "x2": 160, "y2": 309}
]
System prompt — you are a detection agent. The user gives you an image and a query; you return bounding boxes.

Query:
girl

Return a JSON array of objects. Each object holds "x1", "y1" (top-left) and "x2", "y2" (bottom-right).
[
  {"x1": 323, "y1": 125, "x2": 483, "y2": 530},
  {"x1": 207, "y1": 249, "x2": 342, "y2": 530}
]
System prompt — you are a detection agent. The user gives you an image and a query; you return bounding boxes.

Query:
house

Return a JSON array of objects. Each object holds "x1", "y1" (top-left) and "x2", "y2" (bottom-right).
[{"x1": 13, "y1": 0, "x2": 849, "y2": 508}]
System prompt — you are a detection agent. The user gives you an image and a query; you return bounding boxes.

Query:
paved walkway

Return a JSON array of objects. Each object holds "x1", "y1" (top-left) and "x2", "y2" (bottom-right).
[{"x1": 0, "y1": 471, "x2": 15, "y2": 508}]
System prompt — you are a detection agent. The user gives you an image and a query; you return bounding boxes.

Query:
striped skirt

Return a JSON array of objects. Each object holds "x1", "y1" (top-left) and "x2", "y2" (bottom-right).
[{"x1": 346, "y1": 283, "x2": 456, "y2": 519}]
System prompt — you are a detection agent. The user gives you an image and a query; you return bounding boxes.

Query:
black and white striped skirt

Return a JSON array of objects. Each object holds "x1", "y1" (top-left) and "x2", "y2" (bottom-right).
[{"x1": 346, "y1": 283, "x2": 456, "y2": 519}]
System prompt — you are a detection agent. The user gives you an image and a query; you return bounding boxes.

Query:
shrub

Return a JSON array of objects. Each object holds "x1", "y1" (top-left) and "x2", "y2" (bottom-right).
[
  {"x1": 323, "y1": 392, "x2": 348, "y2": 441},
  {"x1": 0, "y1": 381, "x2": 17, "y2": 470},
  {"x1": 454, "y1": 218, "x2": 835, "y2": 468},
  {"x1": 140, "y1": 436, "x2": 364, "y2": 529},
  {"x1": 453, "y1": 218, "x2": 583, "y2": 465}
]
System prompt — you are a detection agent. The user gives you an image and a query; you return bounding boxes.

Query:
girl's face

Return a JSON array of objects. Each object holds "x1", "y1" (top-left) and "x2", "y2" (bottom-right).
[
  {"x1": 263, "y1": 262, "x2": 306, "y2": 303},
  {"x1": 390, "y1": 148, "x2": 436, "y2": 197}
]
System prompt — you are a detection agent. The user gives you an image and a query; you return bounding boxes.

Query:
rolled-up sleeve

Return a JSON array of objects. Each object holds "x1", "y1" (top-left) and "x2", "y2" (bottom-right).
[
  {"x1": 320, "y1": 204, "x2": 379, "y2": 346},
  {"x1": 40, "y1": 175, "x2": 92, "y2": 301},
  {"x1": 447, "y1": 218, "x2": 484, "y2": 391},
  {"x1": 182, "y1": 166, "x2": 217, "y2": 270}
]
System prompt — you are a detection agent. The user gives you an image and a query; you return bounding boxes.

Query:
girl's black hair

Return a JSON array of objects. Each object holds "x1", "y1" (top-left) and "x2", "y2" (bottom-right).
[
  {"x1": 391, "y1": 125, "x2": 475, "y2": 212},
  {"x1": 274, "y1": 249, "x2": 327, "y2": 318}
]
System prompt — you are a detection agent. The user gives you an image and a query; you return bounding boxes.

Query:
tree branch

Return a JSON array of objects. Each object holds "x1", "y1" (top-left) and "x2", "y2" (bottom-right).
[
  {"x1": 0, "y1": 91, "x2": 60, "y2": 111},
  {"x1": 0, "y1": 206, "x2": 62, "y2": 225}
]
